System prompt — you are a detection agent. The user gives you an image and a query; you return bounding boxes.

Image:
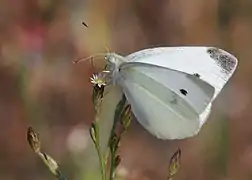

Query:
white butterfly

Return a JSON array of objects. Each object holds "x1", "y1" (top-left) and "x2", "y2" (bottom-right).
[{"x1": 101, "y1": 46, "x2": 238, "y2": 139}]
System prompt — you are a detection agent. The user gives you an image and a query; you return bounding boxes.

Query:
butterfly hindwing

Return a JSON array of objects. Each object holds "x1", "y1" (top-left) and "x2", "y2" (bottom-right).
[
  {"x1": 117, "y1": 64, "x2": 206, "y2": 139},
  {"x1": 119, "y1": 63, "x2": 215, "y2": 115}
]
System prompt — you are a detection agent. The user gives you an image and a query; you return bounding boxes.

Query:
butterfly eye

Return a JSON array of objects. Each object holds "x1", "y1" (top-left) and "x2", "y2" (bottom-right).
[{"x1": 180, "y1": 89, "x2": 188, "y2": 96}]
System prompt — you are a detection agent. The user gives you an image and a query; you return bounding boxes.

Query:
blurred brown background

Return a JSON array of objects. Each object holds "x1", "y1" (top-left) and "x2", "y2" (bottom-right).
[{"x1": 0, "y1": 0, "x2": 251, "y2": 179}]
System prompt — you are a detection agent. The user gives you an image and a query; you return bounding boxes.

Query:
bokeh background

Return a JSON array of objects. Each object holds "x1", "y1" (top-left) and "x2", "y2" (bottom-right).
[{"x1": 0, "y1": 0, "x2": 251, "y2": 179}]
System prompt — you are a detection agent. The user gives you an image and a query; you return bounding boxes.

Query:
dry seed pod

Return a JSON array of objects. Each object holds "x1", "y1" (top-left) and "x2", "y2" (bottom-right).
[
  {"x1": 89, "y1": 122, "x2": 98, "y2": 144},
  {"x1": 27, "y1": 126, "x2": 41, "y2": 153},
  {"x1": 120, "y1": 104, "x2": 132, "y2": 131},
  {"x1": 167, "y1": 148, "x2": 181, "y2": 180}
]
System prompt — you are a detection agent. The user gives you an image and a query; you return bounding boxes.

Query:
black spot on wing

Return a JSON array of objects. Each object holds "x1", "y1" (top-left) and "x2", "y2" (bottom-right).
[
  {"x1": 207, "y1": 47, "x2": 219, "y2": 59},
  {"x1": 207, "y1": 47, "x2": 236, "y2": 74},
  {"x1": 218, "y1": 54, "x2": 236, "y2": 72},
  {"x1": 180, "y1": 89, "x2": 188, "y2": 96},
  {"x1": 193, "y1": 73, "x2": 200, "y2": 78}
]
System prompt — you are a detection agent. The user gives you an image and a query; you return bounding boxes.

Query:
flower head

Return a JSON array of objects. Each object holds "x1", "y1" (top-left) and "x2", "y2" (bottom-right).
[{"x1": 90, "y1": 73, "x2": 107, "y2": 88}]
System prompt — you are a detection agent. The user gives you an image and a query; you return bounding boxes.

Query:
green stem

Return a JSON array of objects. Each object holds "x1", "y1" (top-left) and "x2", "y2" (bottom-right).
[
  {"x1": 110, "y1": 95, "x2": 126, "y2": 137},
  {"x1": 56, "y1": 169, "x2": 68, "y2": 180},
  {"x1": 94, "y1": 123, "x2": 106, "y2": 180},
  {"x1": 109, "y1": 151, "x2": 115, "y2": 180},
  {"x1": 95, "y1": 144, "x2": 106, "y2": 180},
  {"x1": 108, "y1": 95, "x2": 126, "y2": 180}
]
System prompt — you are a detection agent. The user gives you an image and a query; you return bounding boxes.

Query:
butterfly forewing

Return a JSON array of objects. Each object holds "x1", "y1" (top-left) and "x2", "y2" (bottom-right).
[{"x1": 124, "y1": 46, "x2": 238, "y2": 100}]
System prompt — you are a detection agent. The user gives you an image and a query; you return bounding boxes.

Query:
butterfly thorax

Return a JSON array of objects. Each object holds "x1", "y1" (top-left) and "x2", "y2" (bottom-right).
[{"x1": 105, "y1": 53, "x2": 125, "y2": 85}]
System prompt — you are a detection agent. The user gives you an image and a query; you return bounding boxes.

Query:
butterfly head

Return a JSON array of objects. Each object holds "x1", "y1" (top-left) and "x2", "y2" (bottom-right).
[
  {"x1": 105, "y1": 53, "x2": 124, "y2": 66},
  {"x1": 104, "y1": 53, "x2": 125, "y2": 85}
]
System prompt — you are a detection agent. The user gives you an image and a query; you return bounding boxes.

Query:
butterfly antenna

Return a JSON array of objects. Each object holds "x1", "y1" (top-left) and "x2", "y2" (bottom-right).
[
  {"x1": 105, "y1": 45, "x2": 110, "y2": 54},
  {"x1": 73, "y1": 55, "x2": 94, "y2": 64},
  {"x1": 73, "y1": 53, "x2": 108, "y2": 64}
]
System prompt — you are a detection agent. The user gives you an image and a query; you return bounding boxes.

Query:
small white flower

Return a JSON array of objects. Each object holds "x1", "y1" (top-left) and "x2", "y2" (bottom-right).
[{"x1": 90, "y1": 73, "x2": 107, "y2": 88}]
